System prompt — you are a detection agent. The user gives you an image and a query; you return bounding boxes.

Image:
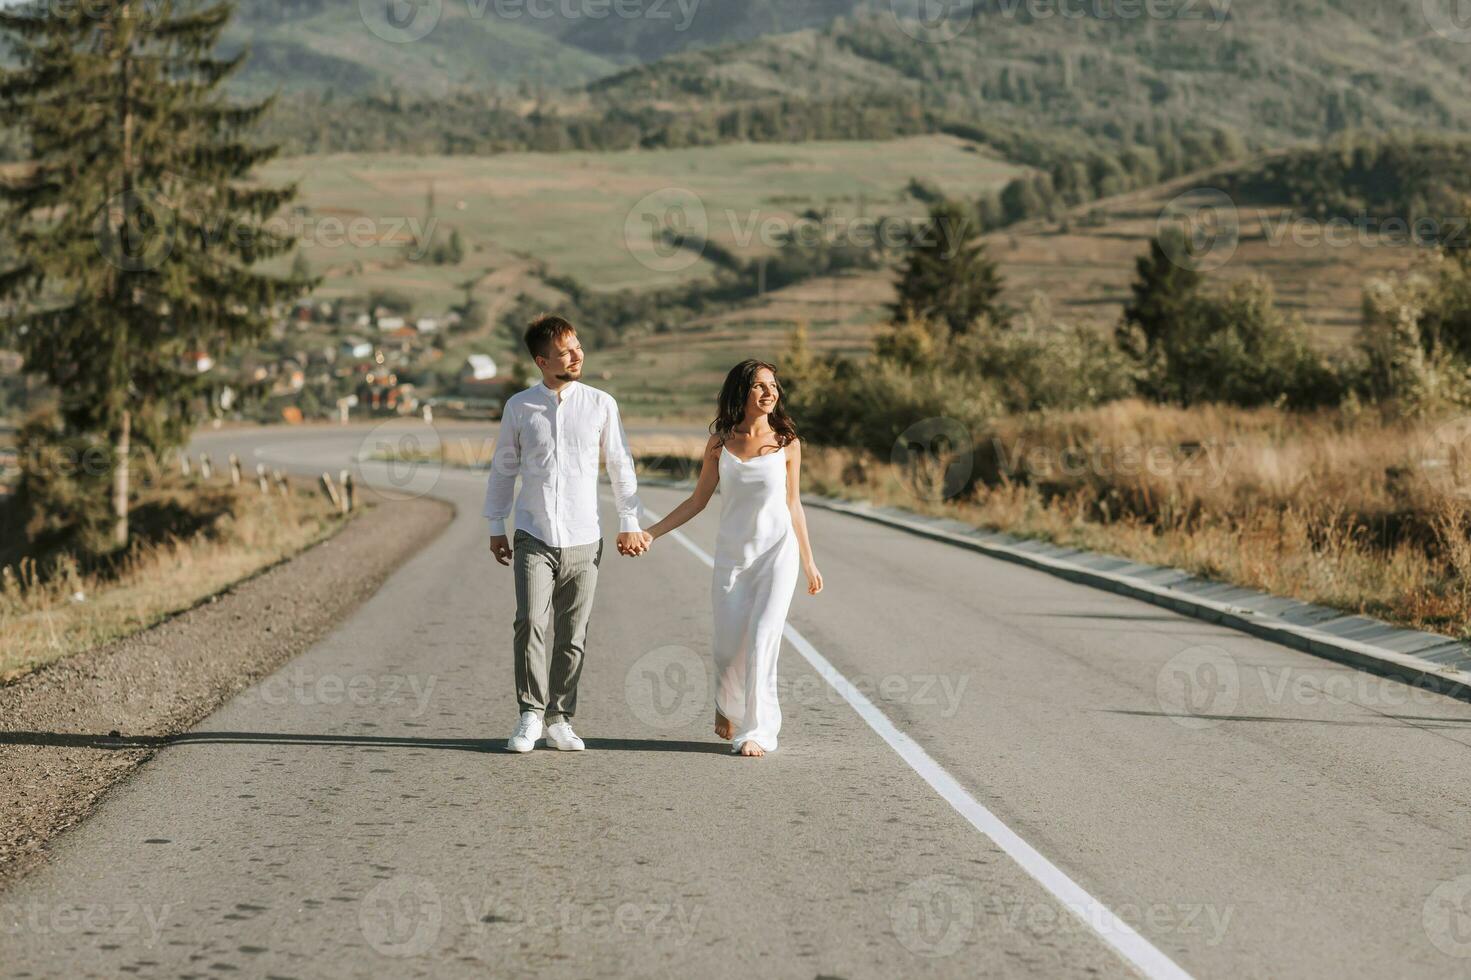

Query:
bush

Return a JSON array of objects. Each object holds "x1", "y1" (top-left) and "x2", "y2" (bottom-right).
[
  {"x1": 952, "y1": 320, "x2": 1138, "y2": 413},
  {"x1": 1121, "y1": 235, "x2": 1346, "y2": 409},
  {"x1": 1123, "y1": 271, "x2": 1345, "y2": 409},
  {"x1": 368, "y1": 288, "x2": 414, "y2": 315},
  {"x1": 866, "y1": 306, "x2": 1136, "y2": 415},
  {"x1": 806, "y1": 357, "x2": 1000, "y2": 461},
  {"x1": 1151, "y1": 280, "x2": 1344, "y2": 408},
  {"x1": 1360, "y1": 261, "x2": 1471, "y2": 413}
]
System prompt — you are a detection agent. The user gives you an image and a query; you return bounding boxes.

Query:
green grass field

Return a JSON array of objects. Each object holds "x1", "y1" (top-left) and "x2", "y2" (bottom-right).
[
  {"x1": 251, "y1": 141, "x2": 1427, "y2": 420},
  {"x1": 257, "y1": 135, "x2": 1028, "y2": 311}
]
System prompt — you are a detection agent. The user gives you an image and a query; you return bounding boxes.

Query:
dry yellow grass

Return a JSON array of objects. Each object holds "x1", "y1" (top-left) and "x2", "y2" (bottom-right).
[
  {"x1": 0, "y1": 480, "x2": 346, "y2": 681},
  {"x1": 378, "y1": 404, "x2": 1470, "y2": 636},
  {"x1": 981, "y1": 185, "x2": 1420, "y2": 347},
  {"x1": 792, "y1": 400, "x2": 1470, "y2": 637},
  {"x1": 745, "y1": 163, "x2": 1426, "y2": 355}
]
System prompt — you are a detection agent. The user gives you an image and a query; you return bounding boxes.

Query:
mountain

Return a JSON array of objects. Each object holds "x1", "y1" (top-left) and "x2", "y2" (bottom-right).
[
  {"x1": 218, "y1": 0, "x2": 875, "y2": 95},
  {"x1": 215, "y1": 0, "x2": 1471, "y2": 153},
  {"x1": 521, "y1": 0, "x2": 867, "y2": 64},
  {"x1": 8, "y1": 0, "x2": 1471, "y2": 157},
  {"x1": 589, "y1": 3, "x2": 1471, "y2": 145},
  {"x1": 219, "y1": 1, "x2": 621, "y2": 95}
]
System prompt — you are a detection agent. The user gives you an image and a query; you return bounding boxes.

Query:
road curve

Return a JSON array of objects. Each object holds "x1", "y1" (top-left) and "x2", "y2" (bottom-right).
[{"x1": 3, "y1": 420, "x2": 1471, "y2": 979}]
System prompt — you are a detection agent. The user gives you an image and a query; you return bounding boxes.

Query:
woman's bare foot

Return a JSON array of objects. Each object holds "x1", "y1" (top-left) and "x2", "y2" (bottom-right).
[
  {"x1": 714, "y1": 712, "x2": 733, "y2": 740},
  {"x1": 737, "y1": 741, "x2": 766, "y2": 757}
]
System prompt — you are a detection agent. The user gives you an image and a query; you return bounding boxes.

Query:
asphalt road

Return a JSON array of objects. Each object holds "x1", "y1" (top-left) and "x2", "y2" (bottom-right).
[{"x1": 4, "y1": 420, "x2": 1471, "y2": 979}]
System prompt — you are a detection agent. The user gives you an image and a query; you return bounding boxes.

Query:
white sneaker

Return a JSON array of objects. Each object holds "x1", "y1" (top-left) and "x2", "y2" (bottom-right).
[
  {"x1": 544, "y1": 720, "x2": 585, "y2": 751},
  {"x1": 507, "y1": 711, "x2": 543, "y2": 753}
]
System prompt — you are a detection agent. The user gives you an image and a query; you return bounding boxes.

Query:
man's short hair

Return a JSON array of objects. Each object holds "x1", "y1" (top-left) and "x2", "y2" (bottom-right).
[{"x1": 525, "y1": 314, "x2": 576, "y2": 359}]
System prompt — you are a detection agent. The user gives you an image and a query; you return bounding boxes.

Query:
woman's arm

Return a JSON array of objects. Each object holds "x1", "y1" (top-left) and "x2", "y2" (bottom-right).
[
  {"x1": 645, "y1": 435, "x2": 723, "y2": 541},
  {"x1": 785, "y1": 439, "x2": 824, "y2": 595}
]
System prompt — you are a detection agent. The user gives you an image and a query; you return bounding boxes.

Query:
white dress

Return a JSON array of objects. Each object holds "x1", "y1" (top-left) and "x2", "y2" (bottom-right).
[{"x1": 712, "y1": 443, "x2": 800, "y2": 752}]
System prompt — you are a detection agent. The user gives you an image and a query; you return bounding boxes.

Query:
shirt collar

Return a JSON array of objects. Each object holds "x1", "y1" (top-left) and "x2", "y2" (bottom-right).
[{"x1": 538, "y1": 379, "x2": 580, "y2": 402}]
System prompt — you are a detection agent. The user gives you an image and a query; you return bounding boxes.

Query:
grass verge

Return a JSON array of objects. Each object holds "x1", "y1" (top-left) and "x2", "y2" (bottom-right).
[
  {"x1": 800, "y1": 402, "x2": 1470, "y2": 639},
  {"x1": 0, "y1": 477, "x2": 348, "y2": 681},
  {"x1": 643, "y1": 401, "x2": 1471, "y2": 640},
  {"x1": 371, "y1": 403, "x2": 1471, "y2": 638}
]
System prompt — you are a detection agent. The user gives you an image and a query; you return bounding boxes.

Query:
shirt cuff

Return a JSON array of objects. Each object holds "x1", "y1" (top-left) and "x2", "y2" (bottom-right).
[
  {"x1": 486, "y1": 518, "x2": 507, "y2": 536},
  {"x1": 618, "y1": 515, "x2": 642, "y2": 534}
]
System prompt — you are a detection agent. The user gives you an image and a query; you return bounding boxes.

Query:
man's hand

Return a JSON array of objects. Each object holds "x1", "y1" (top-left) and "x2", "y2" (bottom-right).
[
  {"x1": 616, "y1": 531, "x2": 652, "y2": 557},
  {"x1": 489, "y1": 534, "x2": 513, "y2": 566}
]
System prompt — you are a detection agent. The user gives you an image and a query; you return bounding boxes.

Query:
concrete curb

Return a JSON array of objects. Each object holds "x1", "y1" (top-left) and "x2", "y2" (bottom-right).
[{"x1": 639, "y1": 476, "x2": 1471, "y2": 704}]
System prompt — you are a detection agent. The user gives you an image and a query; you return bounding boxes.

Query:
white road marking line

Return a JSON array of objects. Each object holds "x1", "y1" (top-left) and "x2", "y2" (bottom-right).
[
  {"x1": 239, "y1": 459, "x2": 1187, "y2": 976},
  {"x1": 647, "y1": 508, "x2": 1195, "y2": 980}
]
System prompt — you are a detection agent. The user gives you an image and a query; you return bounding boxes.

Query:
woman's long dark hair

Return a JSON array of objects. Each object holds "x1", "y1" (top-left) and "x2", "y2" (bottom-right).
[{"x1": 711, "y1": 359, "x2": 799, "y2": 447}]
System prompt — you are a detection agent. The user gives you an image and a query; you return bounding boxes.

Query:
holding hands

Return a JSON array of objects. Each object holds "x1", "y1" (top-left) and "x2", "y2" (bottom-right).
[
  {"x1": 617, "y1": 530, "x2": 653, "y2": 557},
  {"x1": 492, "y1": 531, "x2": 651, "y2": 563}
]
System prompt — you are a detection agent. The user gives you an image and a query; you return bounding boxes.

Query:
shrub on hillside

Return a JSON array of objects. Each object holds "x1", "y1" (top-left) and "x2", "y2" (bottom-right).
[
  {"x1": 871, "y1": 310, "x2": 1136, "y2": 414},
  {"x1": 788, "y1": 353, "x2": 1000, "y2": 461},
  {"x1": 951, "y1": 317, "x2": 1138, "y2": 413},
  {"x1": 785, "y1": 306, "x2": 1134, "y2": 468},
  {"x1": 1360, "y1": 257, "x2": 1471, "y2": 413},
  {"x1": 1121, "y1": 237, "x2": 1345, "y2": 408},
  {"x1": 1142, "y1": 280, "x2": 1344, "y2": 408}
]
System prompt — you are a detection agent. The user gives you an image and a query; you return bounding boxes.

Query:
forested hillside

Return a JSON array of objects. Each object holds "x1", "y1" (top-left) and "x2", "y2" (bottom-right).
[
  {"x1": 217, "y1": 0, "x2": 875, "y2": 95},
  {"x1": 244, "y1": 1, "x2": 1471, "y2": 165},
  {"x1": 6, "y1": 0, "x2": 1471, "y2": 161},
  {"x1": 218, "y1": 0, "x2": 622, "y2": 94},
  {"x1": 591, "y1": 5, "x2": 1471, "y2": 144}
]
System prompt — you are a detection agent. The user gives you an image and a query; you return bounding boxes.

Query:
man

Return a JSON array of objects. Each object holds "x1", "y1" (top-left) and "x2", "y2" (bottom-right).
[{"x1": 485, "y1": 314, "x2": 652, "y2": 753}]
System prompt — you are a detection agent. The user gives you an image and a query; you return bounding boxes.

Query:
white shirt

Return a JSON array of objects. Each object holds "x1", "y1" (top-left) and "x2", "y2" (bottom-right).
[{"x1": 483, "y1": 380, "x2": 642, "y2": 548}]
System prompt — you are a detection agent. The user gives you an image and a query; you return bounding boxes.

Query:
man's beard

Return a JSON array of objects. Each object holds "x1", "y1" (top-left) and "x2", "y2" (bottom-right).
[{"x1": 556, "y1": 365, "x2": 583, "y2": 381}]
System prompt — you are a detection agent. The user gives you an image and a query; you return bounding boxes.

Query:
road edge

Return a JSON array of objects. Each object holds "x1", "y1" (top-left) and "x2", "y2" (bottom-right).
[
  {"x1": 639, "y1": 476, "x2": 1471, "y2": 705},
  {"x1": 0, "y1": 492, "x2": 456, "y2": 888}
]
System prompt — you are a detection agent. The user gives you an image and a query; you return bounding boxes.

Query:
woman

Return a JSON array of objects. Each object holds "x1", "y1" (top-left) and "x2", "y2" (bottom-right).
[{"x1": 646, "y1": 360, "x2": 824, "y2": 757}]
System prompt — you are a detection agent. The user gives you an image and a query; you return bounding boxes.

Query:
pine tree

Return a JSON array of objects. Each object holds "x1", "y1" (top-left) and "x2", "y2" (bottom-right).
[
  {"x1": 889, "y1": 201, "x2": 1006, "y2": 335},
  {"x1": 1118, "y1": 231, "x2": 1204, "y2": 359},
  {"x1": 0, "y1": 0, "x2": 310, "y2": 551}
]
